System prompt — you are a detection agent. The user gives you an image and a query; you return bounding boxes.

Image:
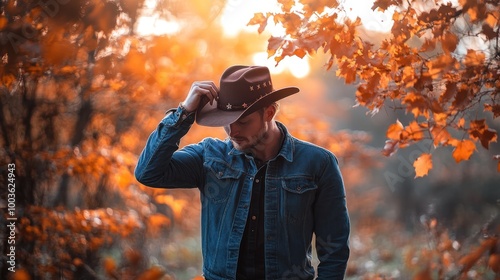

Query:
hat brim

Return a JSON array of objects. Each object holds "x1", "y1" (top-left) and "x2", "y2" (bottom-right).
[{"x1": 196, "y1": 87, "x2": 299, "y2": 127}]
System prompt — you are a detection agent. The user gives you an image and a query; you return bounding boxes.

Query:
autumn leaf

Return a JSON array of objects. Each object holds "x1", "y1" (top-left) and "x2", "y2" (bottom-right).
[
  {"x1": 489, "y1": 253, "x2": 500, "y2": 273},
  {"x1": 247, "y1": 12, "x2": 270, "y2": 34},
  {"x1": 452, "y1": 139, "x2": 476, "y2": 163},
  {"x1": 0, "y1": 16, "x2": 7, "y2": 30},
  {"x1": 481, "y1": 23, "x2": 497, "y2": 40},
  {"x1": 485, "y1": 13, "x2": 497, "y2": 28},
  {"x1": 413, "y1": 267, "x2": 432, "y2": 280},
  {"x1": 464, "y1": 49, "x2": 486, "y2": 67},
  {"x1": 427, "y1": 53, "x2": 457, "y2": 78},
  {"x1": 468, "y1": 119, "x2": 498, "y2": 149},
  {"x1": 430, "y1": 125, "x2": 451, "y2": 146},
  {"x1": 382, "y1": 139, "x2": 399, "y2": 157},
  {"x1": 267, "y1": 36, "x2": 284, "y2": 58},
  {"x1": 386, "y1": 120, "x2": 404, "y2": 140},
  {"x1": 442, "y1": 32, "x2": 458, "y2": 54},
  {"x1": 439, "y1": 82, "x2": 457, "y2": 103},
  {"x1": 484, "y1": 104, "x2": 500, "y2": 118},
  {"x1": 403, "y1": 92, "x2": 429, "y2": 118},
  {"x1": 414, "y1": 153, "x2": 433, "y2": 178},
  {"x1": 420, "y1": 38, "x2": 436, "y2": 52},
  {"x1": 103, "y1": 257, "x2": 117, "y2": 276},
  {"x1": 494, "y1": 155, "x2": 500, "y2": 172},
  {"x1": 136, "y1": 266, "x2": 165, "y2": 280},
  {"x1": 11, "y1": 268, "x2": 31, "y2": 280},
  {"x1": 372, "y1": 0, "x2": 397, "y2": 11},
  {"x1": 401, "y1": 121, "x2": 425, "y2": 142},
  {"x1": 278, "y1": 0, "x2": 295, "y2": 12}
]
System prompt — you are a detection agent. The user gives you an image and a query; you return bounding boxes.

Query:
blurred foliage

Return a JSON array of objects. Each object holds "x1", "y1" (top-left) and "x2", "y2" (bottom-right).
[{"x1": 250, "y1": 0, "x2": 500, "y2": 176}]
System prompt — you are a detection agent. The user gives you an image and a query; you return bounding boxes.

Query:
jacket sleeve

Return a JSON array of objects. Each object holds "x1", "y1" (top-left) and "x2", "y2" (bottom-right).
[
  {"x1": 314, "y1": 152, "x2": 350, "y2": 279},
  {"x1": 134, "y1": 107, "x2": 204, "y2": 189}
]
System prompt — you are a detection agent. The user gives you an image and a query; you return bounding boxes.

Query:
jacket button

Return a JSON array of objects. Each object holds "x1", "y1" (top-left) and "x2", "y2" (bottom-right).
[
  {"x1": 218, "y1": 171, "x2": 223, "y2": 176},
  {"x1": 297, "y1": 186, "x2": 302, "y2": 191}
]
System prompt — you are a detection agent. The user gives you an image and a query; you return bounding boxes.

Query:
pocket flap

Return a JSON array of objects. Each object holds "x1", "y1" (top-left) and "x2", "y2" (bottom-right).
[{"x1": 282, "y1": 177, "x2": 317, "y2": 194}]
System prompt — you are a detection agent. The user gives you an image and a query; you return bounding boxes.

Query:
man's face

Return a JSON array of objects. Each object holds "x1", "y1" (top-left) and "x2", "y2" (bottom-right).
[{"x1": 224, "y1": 109, "x2": 270, "y2": 152}]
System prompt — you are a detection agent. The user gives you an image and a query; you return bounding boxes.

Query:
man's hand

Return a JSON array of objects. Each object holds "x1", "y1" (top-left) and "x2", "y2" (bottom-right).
[{"x1": 181, "y1": 81, "x2": 219, "y2": 112}]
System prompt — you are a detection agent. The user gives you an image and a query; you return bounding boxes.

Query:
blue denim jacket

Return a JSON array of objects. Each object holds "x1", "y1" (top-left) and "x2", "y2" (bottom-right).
[{"x1": 135, "y1": 106, "x2": 350, "y2": 279}]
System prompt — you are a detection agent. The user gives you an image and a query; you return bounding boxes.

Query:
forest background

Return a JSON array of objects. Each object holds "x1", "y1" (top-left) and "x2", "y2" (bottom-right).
[{"x1": 0, "y1": 0, "x2": 499, "y2": 279}]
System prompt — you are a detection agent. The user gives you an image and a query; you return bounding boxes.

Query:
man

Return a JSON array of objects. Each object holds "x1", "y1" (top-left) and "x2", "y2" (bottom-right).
[{"x1": 135, "y1": 65, "x2": 350, "y2": 279}]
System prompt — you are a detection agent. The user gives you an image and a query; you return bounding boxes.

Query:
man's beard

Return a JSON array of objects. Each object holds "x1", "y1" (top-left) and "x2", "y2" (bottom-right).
[{"x1": 232, "y1": 123, "x2": 269, "y2": 153}]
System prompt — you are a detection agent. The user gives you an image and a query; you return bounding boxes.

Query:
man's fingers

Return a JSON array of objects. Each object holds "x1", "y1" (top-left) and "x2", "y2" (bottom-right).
[
  {"x1": 194, "y1": 82, "x2": 219, "y2": 105},
  {"x1": 182, "y1": 81, "x2": 219, "y2": 112}
]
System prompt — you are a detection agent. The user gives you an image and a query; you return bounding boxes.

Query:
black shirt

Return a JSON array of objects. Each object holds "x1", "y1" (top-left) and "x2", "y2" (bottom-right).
[{"x1": 236, "y1": 163, "x2": 267, "y2": 279}]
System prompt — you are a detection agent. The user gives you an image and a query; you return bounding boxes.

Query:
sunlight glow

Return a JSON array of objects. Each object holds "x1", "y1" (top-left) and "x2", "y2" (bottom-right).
[
  {"x1": 341, "y1": 0, "x2": 394, "y2": 33},
  {"x1": 220, "y1": 0, "x2": 282, "y2": 37},
  {"x1": 253, "y1": 52, "x2": 310, "y2": 79},
  {"x1": 134, "y1": 0, "x2": 179, "y2": 36},
  {"x1": 135, "y1": 15, "x2": 180, "y2": 36}
]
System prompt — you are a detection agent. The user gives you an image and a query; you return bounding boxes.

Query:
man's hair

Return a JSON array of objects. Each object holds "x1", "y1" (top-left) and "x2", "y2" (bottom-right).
[{"x1": 258, "y1": 102, "x2": 280, "y2": 119}]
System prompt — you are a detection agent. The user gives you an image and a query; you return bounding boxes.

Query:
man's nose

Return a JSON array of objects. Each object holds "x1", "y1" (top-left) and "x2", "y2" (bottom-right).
[{"x1": 226, "y1": 123, "x2": 238, "y2": 137}]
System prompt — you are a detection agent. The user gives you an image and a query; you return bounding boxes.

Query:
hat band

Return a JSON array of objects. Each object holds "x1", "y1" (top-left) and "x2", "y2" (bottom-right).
[
  {"x1": 217, "y1": 80, "x2": 274, "y2": 112},
  {"x1": 217, "y1": 102, "x2": 249, "y2": 111}
]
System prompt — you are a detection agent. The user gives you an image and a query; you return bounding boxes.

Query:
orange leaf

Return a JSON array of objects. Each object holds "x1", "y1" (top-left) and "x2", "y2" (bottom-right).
[
  {"x1": 431, "y1": 125, "x2": 451, "y2": 146},
  {"x1": 103, "y1": 257, "x2": 117, "y2": 275},
  {"x1": 387, "y1": 120, "x2": 404, "y2": 140},
  {"x1": 413, "y1": 267, "x2": 431, "y2": 280},
  {"x1": 464, "y1": 49, "x2": 486, "y2": 67},
  {"x1": 267, "y1": 36, "x2": 284, "y2": 57},
  {"x1": 402, "y1": 121, "x2": 425, "y2": 142},
  {"x1": 458, "y1": 118, "x2": 466, "y2": 128},
  {"x1": 248, "y1": 12, "x2": 269, "y2": 34},
  {"x1": 482, "y1": 23, "x2": 497, "y2": 40},
  {"x1": 495, "y1": 155, "x2": 500, "y2": 172},
  {"x1": 484, "y1": 104, "x2": 500, "y2": 118},
  {"x1": 382, "y1": 139, "x2": 399, "y2": 157},
  {"x1": 11, "y1": 268, "x2": 31, "y2": 280},
  {"x1": 420, "y1": 38, "x2": 436, "y2": 52},
  {"x1": 452, "y1": 139, "x2": 476, "y2": 163},
  {"x1": 136, "y1": 266, "x2": 165, "y2": 280},
  {"x1": 0, "y1": 16, "x2": 7, "y2": 30},
  {"x1": 403, "y1": 92, "x2": 429, "y2": 118},
  {"x1": 468, "y1": 119, "x2": 498, "y2": 149},
  {"x1": 489, "y1": 253, "x2": 500, "y2": 273},
  {"x1": 414, "y1": 153, "x2": 433, "y2": 178},
  {"x1": 485, "y1": 13, "x2": 497, "y2": 28},
  {"x1": 278, "y1": 0, "x2": 295, "y2": 12},
  {"x1": 442, "y1": 32, "x2": 458, "y2": 54},
  {"x1": 427, "y1": 53, "x2": 457, "y2": 78},
  {"x1": 372, "y1": 0, "x2": 397, "y2": 11}
]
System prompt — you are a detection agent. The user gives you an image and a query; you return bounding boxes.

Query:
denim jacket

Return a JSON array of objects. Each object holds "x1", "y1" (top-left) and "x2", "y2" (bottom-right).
[{"x1": 135, "y1": 106, "x2": 350, "y2": 280}]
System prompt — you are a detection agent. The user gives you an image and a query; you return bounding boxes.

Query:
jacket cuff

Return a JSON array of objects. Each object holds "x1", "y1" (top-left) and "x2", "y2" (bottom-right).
[{"x1": 164, "y1": 104, "x2": 195, "y2": 128}]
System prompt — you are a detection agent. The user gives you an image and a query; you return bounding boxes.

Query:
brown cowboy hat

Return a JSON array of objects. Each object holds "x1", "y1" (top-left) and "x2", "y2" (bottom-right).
[{"x1": 196, "y1": 65, "x2": 299, "y2": 127}]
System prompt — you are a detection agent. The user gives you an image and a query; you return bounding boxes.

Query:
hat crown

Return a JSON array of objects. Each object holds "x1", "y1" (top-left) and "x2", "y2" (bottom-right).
[{"x1": 218, "y1": 66, "x2": 273, "y2": 112}]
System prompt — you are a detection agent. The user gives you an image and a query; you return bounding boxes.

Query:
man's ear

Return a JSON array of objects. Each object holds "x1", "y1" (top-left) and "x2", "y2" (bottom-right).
[{"x1": 264, "y1": 105, "x2": 276, "y2": 121}]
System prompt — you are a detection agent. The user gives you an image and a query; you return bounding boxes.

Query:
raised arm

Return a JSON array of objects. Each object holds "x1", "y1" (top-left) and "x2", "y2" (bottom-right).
[{"x1": 134, "y1": 81, "x2": 219, "y2": 188}]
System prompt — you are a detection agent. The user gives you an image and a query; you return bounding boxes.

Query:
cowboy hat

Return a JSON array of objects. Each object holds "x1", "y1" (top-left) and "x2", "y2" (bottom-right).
[{"x1": 195, "y1": 65, "x2": 299, "y2": 127}]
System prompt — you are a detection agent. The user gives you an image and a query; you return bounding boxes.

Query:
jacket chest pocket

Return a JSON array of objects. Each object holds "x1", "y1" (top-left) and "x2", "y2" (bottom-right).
[
  {"x1": 280, "y1": 177, "x2": 317, "y2": 224},
  {"x1": 203, "y1": 160, "x2": 243, "y2": 203}
]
